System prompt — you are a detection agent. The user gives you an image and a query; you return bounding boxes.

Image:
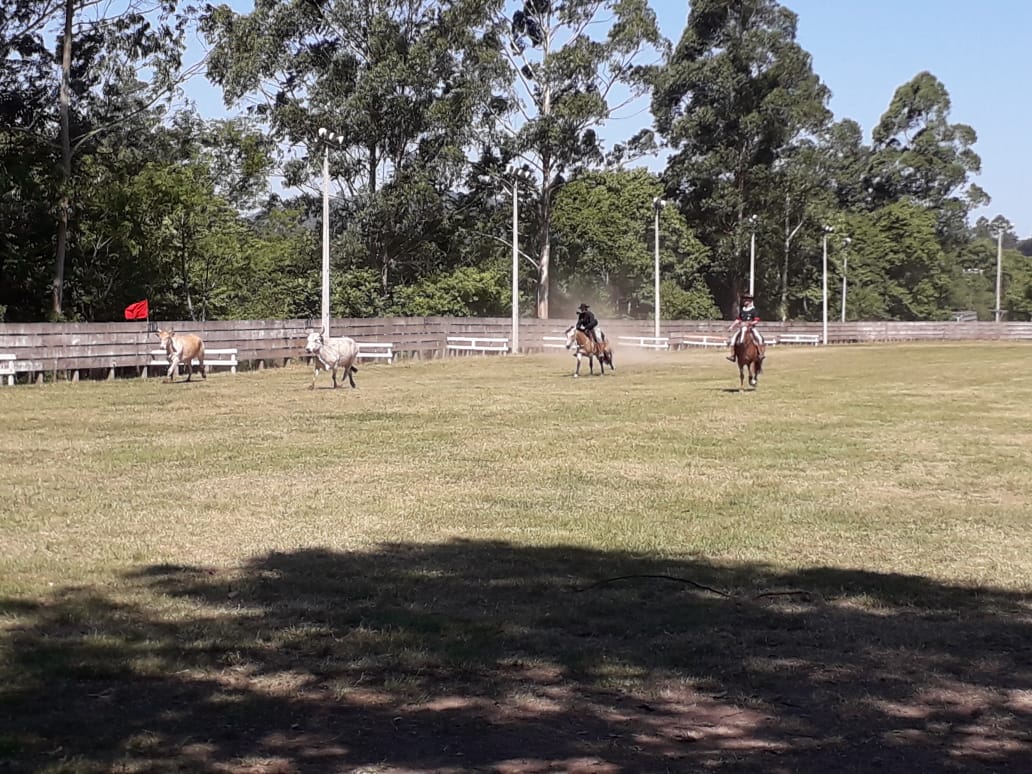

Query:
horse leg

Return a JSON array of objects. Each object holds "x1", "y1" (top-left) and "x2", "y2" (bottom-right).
[
  {"x1": 738, "y1": 363, "x2": 745, "y2": 391},
  {"x1": 166, "y1": 355, "x2": 179, "y2": 383},
  {"x1": 573, "y1": 353, "x2": 581, "y2": 378}
]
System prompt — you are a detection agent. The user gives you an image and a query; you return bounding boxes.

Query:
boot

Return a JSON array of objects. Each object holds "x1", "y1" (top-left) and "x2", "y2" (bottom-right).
[{"x1": 726, "y1": 351, "x2": 736, "y2": 362}]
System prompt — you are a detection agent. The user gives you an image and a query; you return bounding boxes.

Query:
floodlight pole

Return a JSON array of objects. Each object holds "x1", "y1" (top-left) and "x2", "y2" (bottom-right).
[
  {"x1": 841, "y1": 237, "x2": 851, "y2": 323},
  {"x1": 321, "y1": 139, "x2": 330, "y2": 336},
  {"x1": 822, "y1": 227, "x2": 831, "y2": 346},
  {"x1": 748, "y1": 215, "x2": 758, "y2": 296},
  {"x1": 511, "y1": 177, "x2": 519, "y2": 353},
  {"x1": 995, "y1": 229, "x2": 1003, "y2": 323},
  {"x1": 653, "y1": 197, "x2": 666, "y2": 339}
]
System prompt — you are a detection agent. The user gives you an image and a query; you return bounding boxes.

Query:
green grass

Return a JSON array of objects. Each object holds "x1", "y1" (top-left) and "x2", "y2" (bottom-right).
[{"x1": 1, "y1": 343, "x2": 1030, "y2": 772}]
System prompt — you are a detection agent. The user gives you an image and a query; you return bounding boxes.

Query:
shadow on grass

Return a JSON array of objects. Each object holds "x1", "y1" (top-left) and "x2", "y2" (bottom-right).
[{"x1": 2, "y1": 542, "x2": 1030, "y2": 772}]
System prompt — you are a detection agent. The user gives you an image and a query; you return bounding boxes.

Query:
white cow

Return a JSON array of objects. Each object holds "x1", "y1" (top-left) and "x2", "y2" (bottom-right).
[{"x1": 304, "y1": 330, "x2": 359, "y2": 390}]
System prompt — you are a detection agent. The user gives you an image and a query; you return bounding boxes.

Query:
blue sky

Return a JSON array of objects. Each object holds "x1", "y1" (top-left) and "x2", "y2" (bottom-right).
[{"x1": 186, "y1": 1, "x2": 1029, "y2": 236}]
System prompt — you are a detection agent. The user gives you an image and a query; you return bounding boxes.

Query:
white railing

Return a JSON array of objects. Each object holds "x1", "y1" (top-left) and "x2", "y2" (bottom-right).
[
  {"x1": 679, "y1": 335, "x2": 726, "y2": 348},
  {"x1": 774, "y1": 334, "x2": 820, "y2": 346},
  {"x1": 446, "y1": 336, "x2": 509, "y2": 354},
  {"x1": 617, "y1": 335, "x2": 670, "y2": 350},
  {"x1": 0, "y1": 353, "x2": 15, "y2": 386},
  {"x1": 355, "y1": 342, "x2": 395, "y2": 363},
  {"x1": 147, "y1": 348, "x2": 239, "y2": 375}
]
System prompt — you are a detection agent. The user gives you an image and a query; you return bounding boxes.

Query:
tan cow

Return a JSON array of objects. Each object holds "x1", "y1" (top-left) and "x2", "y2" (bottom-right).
[{"x1": 157, "y1": 328, "x2": 205, "y2": 383}]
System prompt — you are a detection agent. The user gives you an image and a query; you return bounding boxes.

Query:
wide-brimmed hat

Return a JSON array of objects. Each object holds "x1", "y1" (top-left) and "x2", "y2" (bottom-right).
[{"x1": 578, "y1": 303, "x2": 590, "y2": 311}]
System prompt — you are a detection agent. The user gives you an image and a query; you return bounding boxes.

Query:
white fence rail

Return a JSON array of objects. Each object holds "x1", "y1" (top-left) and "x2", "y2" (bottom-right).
[{"x1": 446, "y1": 336, "x2": 509, "y2": 354}]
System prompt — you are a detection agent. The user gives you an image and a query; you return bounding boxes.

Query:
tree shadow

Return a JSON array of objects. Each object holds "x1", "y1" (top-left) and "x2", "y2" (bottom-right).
[{"x1": 2, "y1": 541, "x2": 1030, "y2": 772}]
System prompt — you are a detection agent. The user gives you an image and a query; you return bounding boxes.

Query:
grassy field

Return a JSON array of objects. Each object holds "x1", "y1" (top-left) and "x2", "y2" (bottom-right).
[{"x1": 1, "y1": 343, "x2": 1030, "y2": 773}]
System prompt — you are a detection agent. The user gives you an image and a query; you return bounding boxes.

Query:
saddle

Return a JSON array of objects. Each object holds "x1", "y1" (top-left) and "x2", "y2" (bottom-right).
[{"x1": 736, "y1": 326, "x2": 765, "y2": 360}]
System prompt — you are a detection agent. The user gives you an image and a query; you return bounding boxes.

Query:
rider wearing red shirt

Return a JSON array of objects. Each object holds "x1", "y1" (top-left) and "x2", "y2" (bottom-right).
[{"x1": 726, "y1": 294, "x2": 766, "y2": 362}]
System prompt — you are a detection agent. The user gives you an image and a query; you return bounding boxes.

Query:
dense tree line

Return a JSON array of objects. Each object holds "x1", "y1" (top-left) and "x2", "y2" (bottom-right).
[{"x1": 2, "y1": 0, "x2": 1029, "y2": 324}]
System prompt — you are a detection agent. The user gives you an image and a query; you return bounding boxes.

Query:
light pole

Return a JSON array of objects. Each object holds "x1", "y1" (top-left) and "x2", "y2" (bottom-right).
[
  {"x1": 748, "y1": 215, "x2": 758, "y2": 296},
  {"x1": 504, "y1": 165, "x2": 534, "y2": 354},
  {"x1": 840, "y1": 237, "x2": 851, "y2": 323},
  {"x1": 511, "y1": 174, "x2": 520, "y2": 353},
  {"x1": 822, "y1": 226, "x2": 832, "y2": 345},
  {"x1": 994, "y1": 228, "x2": 1003, "y2": 323},
  {"x1": 318, "y1": 127, "x2": 342, "y2": 336},
  {"x1": 653, "y1": 197, "x2": 666, "y2": 339}
]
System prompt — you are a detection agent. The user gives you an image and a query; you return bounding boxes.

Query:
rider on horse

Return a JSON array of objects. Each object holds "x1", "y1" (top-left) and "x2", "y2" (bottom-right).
[
  {"x1": 576, "y1": 303, "x2": 602, "y2": 345},
  {"x1": 726, "y1": 294, "x2": 766, "y2": 362}
]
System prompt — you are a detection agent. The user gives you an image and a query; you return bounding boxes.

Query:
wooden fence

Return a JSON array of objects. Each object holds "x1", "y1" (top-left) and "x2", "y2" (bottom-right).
[{"x1": 0, "y1": 317, "x2": 1030, "y2": 384}]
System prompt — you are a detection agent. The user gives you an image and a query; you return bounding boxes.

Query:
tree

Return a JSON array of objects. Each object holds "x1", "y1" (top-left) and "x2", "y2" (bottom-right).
[
  {"x1": 838, "y1": 202, "x2": 948, "y2": 321},
  {"x1": 57, "y1": 0, "x2": 191, "y2": 317},
  {"x1": 551, "y1": 168, "x2": 714, "y2": 318},
  {"x1": 652, "y1": 0, "x2": 831, "y2": 314},
  {"x1": 482, "y1": 0, "x2": 666, "y2": 318},
  {"x1": 203, "y1": 0, "x2": 502, "y2": 303},
  {"x1": 868, "y1": 71, "x2": 987, "y2": 249}
]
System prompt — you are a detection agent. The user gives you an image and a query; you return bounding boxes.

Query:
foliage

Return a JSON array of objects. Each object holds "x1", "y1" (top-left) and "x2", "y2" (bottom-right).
[
  {"x1": 551, "y1": 168, "x2": 715, "y2": 318},
  {"x1": 389, "y1": 266, "x2": 510, "y2": 317},
  {"x1": 0, "y1": 2, "x2": 1027, "y2": 324},
  {"x1": 203, "y1": 0, "x2": 501, "y2": 298},
  {"x1": 868, "y1": 72, "x2": 987, "y2": 249},
  {"x1": 480, "y1": 0, "x2": 667, "y2": 317},
  {"x1": 652, "y1": 0, "x2": 831, "y2": 313},
  {"x1": 832, "y1": 202, "x2": 948, "y2": 321}
]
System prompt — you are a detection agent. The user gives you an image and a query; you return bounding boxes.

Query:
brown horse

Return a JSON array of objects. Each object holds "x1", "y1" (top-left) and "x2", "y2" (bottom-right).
[
  {"x1": 565, "y1": 326, "x2": 614, "y2": 377},
  {"x1": 732, "y1": 324, "x2": 764, "y2": 390}
]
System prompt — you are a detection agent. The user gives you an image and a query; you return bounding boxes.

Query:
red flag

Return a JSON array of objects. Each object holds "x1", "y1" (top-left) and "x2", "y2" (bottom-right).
[{"x1": 124, "y1": 300, "x2": 149, "y2": 320}]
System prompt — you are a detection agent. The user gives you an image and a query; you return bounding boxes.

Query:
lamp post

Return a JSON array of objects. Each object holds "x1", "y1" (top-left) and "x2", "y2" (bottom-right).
[
  {"x1": 994, "y1": 228, "x2": 1003, "y2": 323},
  {"x1": 504, "y1": 165, "x2": 535, "y2": 354},
  {"x1": 822, "y1": 226, "x2": 832, "y2": 345},
  {"x1": 318, "y1": 127, "x2": 342, "y2": 336},
  {"x1": 511, "y1": 174, "x2": 520, "y2": 353},
  {"x1": 748, "y1": 215, "x2": 758, "y2": 296},
  {"x1": 840, "y1": 237, "x2": 851, "y2": 323},
  {"x1": 653, "y1": 197, "x2": 666, "y2": 339}
]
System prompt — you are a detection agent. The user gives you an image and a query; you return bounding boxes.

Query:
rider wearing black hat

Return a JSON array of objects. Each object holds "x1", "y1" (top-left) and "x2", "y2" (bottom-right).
[
  {"x1": 726, "y1": 294, "x2": 765, "y2": 362},
  {"x1": 576, "y1": 303, "x2": 601, "y2": 345}
]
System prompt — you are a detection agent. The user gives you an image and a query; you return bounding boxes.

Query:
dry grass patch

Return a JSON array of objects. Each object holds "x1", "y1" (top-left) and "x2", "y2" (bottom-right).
[{"x1": 1, "y1": 343, "x2": 1031, "y2": 772}]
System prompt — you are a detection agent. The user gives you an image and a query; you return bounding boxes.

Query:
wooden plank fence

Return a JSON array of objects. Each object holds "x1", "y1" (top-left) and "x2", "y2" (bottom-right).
[{"x1": 0, "y1": 317, "x2": 1030, "y2": 384}]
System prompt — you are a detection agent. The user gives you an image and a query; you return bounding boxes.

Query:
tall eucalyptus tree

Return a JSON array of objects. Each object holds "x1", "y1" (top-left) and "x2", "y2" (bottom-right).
[
  {"x1": 651, "y1": 0, "x2": 830, "y2": 313},
  {"x1": 1, "y1": 0, "x2": 190, "y2": 319},
  {"x1": 480, "y1": 0, "x2": 666, "y2": 318},
  {"x1": 867, "y1": 71, "x2": 987, "y2": 250},
  {"x1": 202, "y1": 0, "x2": 504, "y2": 299}
]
